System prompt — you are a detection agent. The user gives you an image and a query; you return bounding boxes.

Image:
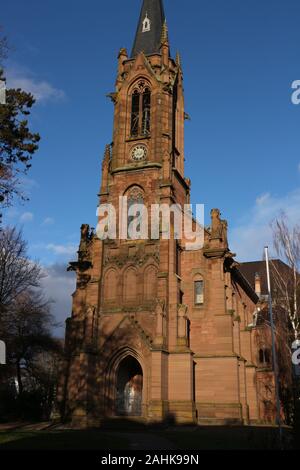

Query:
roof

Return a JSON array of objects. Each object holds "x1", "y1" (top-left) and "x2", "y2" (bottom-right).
[
  {"x1": 239, "y1": 259, "x2": 291, "y2": 295},
  {"x1": 231, "y1": 266, "x2": 259, "y2": 304},
  {"x1": 131, "y1": 0, "x2": 166, "y2": 58}
]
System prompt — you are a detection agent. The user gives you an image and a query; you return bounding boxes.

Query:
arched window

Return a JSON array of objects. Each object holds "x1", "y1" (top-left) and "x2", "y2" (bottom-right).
[
  {"x1": 259, "y1": 348, "x2": 271, "y2": 365},
  {"x1": 259, "y1": 349, "x2": 264, "y2": 364},
  {"x1": 265, "y1": 349, "x2": 271, "y2": 364},
  {"x1": 194, "y1": 275, "x2": 204, "y2": 306},
  {"x1": 130, "y1": 81, "x2": 151, "y2": 137}
]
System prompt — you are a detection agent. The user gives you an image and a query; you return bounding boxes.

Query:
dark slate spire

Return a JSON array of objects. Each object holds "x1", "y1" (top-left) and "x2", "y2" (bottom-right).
[{"x1": 131, "y1": 0, "x2": 166, "y2": 58}]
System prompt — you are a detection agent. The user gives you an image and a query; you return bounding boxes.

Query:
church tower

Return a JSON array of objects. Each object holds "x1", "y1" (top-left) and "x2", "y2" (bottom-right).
[{"x1": 58, "y1": 0, "x2": 276, "y2": 427}]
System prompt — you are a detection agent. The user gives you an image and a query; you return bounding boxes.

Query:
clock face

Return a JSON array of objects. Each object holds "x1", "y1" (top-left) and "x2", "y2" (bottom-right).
[{"x1": 131, "y1": 145, "x2": 147, "y2": 162}]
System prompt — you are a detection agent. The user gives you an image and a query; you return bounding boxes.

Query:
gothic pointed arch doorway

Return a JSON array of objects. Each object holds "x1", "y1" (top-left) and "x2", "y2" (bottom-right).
[{"x1": 116, "y1": 356, "x2": 143, "y2": 416}]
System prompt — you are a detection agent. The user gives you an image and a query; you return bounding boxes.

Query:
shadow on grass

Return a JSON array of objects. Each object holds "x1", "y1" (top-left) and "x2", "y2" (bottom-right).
[{"x1": 0, "y1": 418, "x2": 295, "y2": 450}]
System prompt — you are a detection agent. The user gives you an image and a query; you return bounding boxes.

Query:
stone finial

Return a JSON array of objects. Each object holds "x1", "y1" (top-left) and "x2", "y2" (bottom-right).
[
  {"x1": 103, "y1": 144, "x2": 111, "y2": 164},
  {"x1": 117, "y1": 48, "x2": 128, "y2": 80},
  {"x1": 118, "y1": 47, "x2": 128, "y2": 59},
  {"x1": 176, "y1": 51, "x2": 181, "y2": 68},
  {"x1": 185, "y1": 177, "x2": 191, "y2": 187},
  {"x1": 79, "y1": 224, "x2": 90, "y2": 250},
  {"x1": 161, "y1": 20, "x2": 169, "y2": 45},
  {"x1": 99, "y1": 145, "x2": 111, "y2": 199},
  {"x1": 101, "y1": 144, "x2": 111, "y2": 171}
]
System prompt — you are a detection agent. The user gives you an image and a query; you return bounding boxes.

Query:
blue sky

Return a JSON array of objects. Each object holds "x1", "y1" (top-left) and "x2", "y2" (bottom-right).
[{"x1": 2, "y1": 0, "x2": 300, "y2": 332}]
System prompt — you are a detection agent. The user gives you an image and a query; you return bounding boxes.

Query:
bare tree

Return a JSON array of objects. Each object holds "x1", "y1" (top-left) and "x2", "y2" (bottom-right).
[
  {"x1": 1, "y1": 289, "x2": 56, "y2": 396},
  {"x1": 271, "y1": 213, "x2": 300, "y2": 341},
  {"x1": 0, "y1": 227, "x2": 43, "y2": 311}
]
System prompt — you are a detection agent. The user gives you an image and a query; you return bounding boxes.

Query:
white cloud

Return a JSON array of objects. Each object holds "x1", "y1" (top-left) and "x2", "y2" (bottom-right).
[
  {"x1": 6, "y1": 65, "x2": 65, "y2": 104},
  {"x1": 41, "y1": 264, "x2": 76, "y2": 337},
  {"x1": 230, "y1": 187, "x2": 300, "y2": 262},
  {"x1": 46, "y1": 243, "x2": 77, "y2": 256},
  {"x1": 20, "y1": 211, "x2": 34, "y2": 223},
  {"x1": 42, "y1": 217, "x2": 55, "y2": 226},
  {"x1": 256, "y1": 193, "x2": 270, "y2": 206},
  {"x1": 298, "y1": 163, "x2": 300, "y2": 173}
]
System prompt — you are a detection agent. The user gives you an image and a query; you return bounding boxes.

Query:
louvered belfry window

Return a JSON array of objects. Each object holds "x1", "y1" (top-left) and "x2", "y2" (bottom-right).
[{"x1": 130, "y1": 81, "x2": 151, "y2": 137}]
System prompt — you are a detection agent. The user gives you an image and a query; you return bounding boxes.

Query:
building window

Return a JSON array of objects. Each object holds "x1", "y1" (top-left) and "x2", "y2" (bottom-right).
[
  {"x1": 142, "y1": 13, "x2": 151, "y2": 33},
  {"x1": 259, "y1": 348, "x2": 271, "y2": 365},
  {"x1": 131, "y1": 91, "x2": 140, "y2": 137},
  {"x1": 142, "y1": 88, "x2": 151, "y2": 135},
  {"x1": 194, "y1": 280, "x2": 204, "y2": 306},
  {"x1": 130, "y1": 81, "x2": 151, "y2": 137},
  {"x1": 175, "y1": 241, "x2": 181, "y2": 276}
]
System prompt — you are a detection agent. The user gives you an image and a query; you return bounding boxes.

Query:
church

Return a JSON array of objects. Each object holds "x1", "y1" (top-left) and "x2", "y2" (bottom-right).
[{"x1": 57, "y1": 0, "x2": 276, "y2": 426}]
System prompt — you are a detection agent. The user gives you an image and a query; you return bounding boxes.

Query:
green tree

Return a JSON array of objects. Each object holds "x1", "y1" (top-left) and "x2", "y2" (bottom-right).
[{"x1": 0, "y1": 28, "x2": 40, "y2": 213}]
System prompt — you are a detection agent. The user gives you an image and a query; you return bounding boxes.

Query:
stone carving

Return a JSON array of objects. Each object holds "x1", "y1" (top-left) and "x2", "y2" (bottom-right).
[
  {"x1": 127, "y1": 185, "x2": 144, "y2": 201},
  {"x1": 155, "y1": 300, "x2": 166, "y2": 342},
  {"x1": 132, "y1": 80, "x2": 150, "y2": 95},
  {"x1": 79, "y1": 224, "x2": 89, "y2": 252},
  {"x1": 77, "y1": 274, "x2": 91, "y2": 289},
  {"x1": 85, "y1": 305, "x2": 97, "y2": 348},
  {"x1": 68, "y1": 225, "x2": 94, "y2": 285},
  {"x1": 177, "y1": 304, "x2": 188, "y2": 342},
  {"x1": 106, "y1": 92, "x2": 118, "y2": 104},
  {"x1": 210, "y1": 209, "x2": 228, "y2": 246},
  {"x1": 104, "y1": 244, "x2": 160, "y2": 268}
]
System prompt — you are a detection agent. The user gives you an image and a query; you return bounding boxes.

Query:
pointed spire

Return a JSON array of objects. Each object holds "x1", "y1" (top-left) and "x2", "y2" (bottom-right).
[{"x1": 131, "y1": 0, "x2": 166, "y2": 58}]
